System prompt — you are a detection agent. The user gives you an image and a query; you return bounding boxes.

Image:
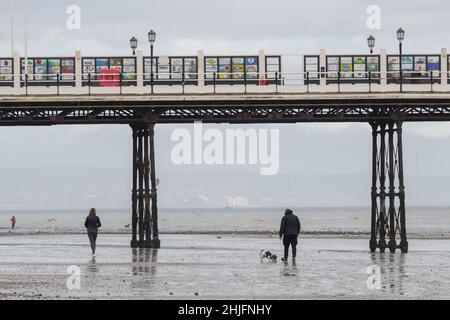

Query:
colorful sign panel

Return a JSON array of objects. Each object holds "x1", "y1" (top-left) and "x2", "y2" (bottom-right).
[
  {"x1": 144, "y1": 57, "x2": 197, "y2": 81},
  {"x1": 387, "y1": 55, "x2": 439, "y2": 79},
  {"x1": 218, "y1": 57, "x2": 231, "y2": 79},
  {"x1": 83, "y1": 57, "x2": 136, "y2": 81},
  {"x1": 205, "y1": 58, "x2": 217, "y2": 79},
  {"x1": 21, "y1": 58, "x2": 75, "y2": 81},
  {"x1": 232, "y1": 57, "x2": 244, "y2": 79},
  {"x1": 245, "y1": 57, "x2": 258, "y2": 79},
  {"x1": 0, "y1": 59, "x2": 13, "y2": 81},
  {"x1": 327, "y1": 55, "x2": 380, "y2": 80},
  {"x1": 206, "y1": 56, "x2": 259, "y2": 80}
]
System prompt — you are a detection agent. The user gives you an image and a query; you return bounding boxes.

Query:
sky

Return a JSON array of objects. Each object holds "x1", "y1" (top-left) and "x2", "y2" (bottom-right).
[{"x1": 1, "y1": 0, "x2": 450, "y2": 208}]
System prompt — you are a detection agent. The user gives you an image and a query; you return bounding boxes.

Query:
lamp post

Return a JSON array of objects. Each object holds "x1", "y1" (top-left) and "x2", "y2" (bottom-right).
[
  {"x1": 397, "y1": 28, "x2": 405, "y2": 92},
  {"x1": 130, "y1": 36, "x2": 138, "y2": 56},
  {"x1": 148, "y1": 30, "x2": 156, "y2": 94},
  {"x1": 367, "y1": 35, "x2": 375, "y2": 54},
  {"x1": 367, "y1": 35, "x2": 375, "y2": 92}
]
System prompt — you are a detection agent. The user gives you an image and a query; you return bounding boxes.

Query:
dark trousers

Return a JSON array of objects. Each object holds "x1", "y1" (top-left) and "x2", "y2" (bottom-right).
[
  {"x1": 283, "y1": 234, "x2": 298, "y2": 258},
  {"x1": 88, "y1": 231, "x2": 98, "y2": 253}
]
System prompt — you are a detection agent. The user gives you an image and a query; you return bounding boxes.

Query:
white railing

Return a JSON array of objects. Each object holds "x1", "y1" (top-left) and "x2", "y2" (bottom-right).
[{"x1": 0, "y1": 70, "x2": 448, "y2": 95}]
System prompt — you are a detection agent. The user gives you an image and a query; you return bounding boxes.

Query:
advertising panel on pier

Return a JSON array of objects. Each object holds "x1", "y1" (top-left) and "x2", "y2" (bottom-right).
[
  {"x1": 170, "y1": 58, "x2": 183, "y2": 79},
  {"x1": 143, "y1": 56, "x2": 197, "y2": 83},
  {"x1": 20, "y1": 57, "x2": 75, "y2": 84},
  {"x1": 340, "y1": 57, "x2": 353, "y2": 78},
  {"x1": 353, "y1": 57, "x2": 366, "y2": 78},
  {"x1": 157, "y1": 56, "x2": 170, "y2": 80},
  {"x1": 205, "y1": 55, "x2": 262, "y2": 83},
  {"x1": 0, "y1": 58, "x2": 13, "y2": 84},
  {"x1": 245, "y1": 57, "x2": 258, "y2": 79},
  {"x1": 205, "y1": 58, "x2": 217, "y2": 79},
  {"x1": 143, "y1": 57, "x2": 157, "y2": 80},
  {"x1": 218, "y1": 57, "x2": 231, "y2": 79},
  {"x1": 304, "y1": 55, "x2": 320, "y2": 82},
  {"x1": 367, "y1": 56, "x2": 380, "y2": 77},
  {"x1": 122, "y1": 58, "x2": 136, "y2": 80},
  {"x1": 232, "y1": 57, "x2": 244, "y2": 79},
  {"x1": 184, "y1": 58, "x2": 197, "y2": 79},
  {"x1": 387, "y1": 54, "x2": 440, "y2": 83},
  {"x1": 326, "y1": 55, "x2": 380, "y2": 83},
  {"x1": 82, "y1": 57, "x2": 137, "y2": 85}
]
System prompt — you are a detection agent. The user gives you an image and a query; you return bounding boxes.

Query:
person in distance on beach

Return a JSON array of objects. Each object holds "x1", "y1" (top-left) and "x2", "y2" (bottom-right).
[
  {"x1": 10, "y1": 216, "x2": 16, "y2": 230},
  {"x1": 84, "y1": 208, "x2": 102, "y2": 256},
  {"x1": 279, "y1": 209, "x2": 301, "y2": 262}
]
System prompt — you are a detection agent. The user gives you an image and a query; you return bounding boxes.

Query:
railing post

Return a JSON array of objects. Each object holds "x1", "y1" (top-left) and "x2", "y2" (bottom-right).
[
  {"x1": 337, "y1": 71, "x2": 341, "y2": 93},
  {"x1": 244, "y1": 71, "x2": 247, "y2": 94},
  {"x1": 120, "y1": 72, "x2": 123, "y2": 95},
  {"x1": 25, "y1": 73, "x2": 28, "y2": 96},
  {"x1": 306, "y1": 71, "x2": 310, "y2": 93},
  {"x1": 182, "y1": 71, "x2": 185, "y2": 94},
  {"x1": 213, "y1": 72, "x2": 216, "y2": 94},
  {"x1": 275, "y1": 71, "x2": 278, "y2": 93},
  {"x1": 151, "y1": 70, "x2": 154, "y2": 95},
  {"x1": 88, "y1": 73, "x2": 91, "y2": 95},
  {"x1": 400, "y1": 70, "x2": 403, "y2": 93},
  {"x1": 430, "y1": 70, "x2": 433, "y2": 93},
  {"x1": 368, "y1": 71, "x2": 372, "y2": 93},
  {"x1": 57, "y1": 73, "x2": 60, "y2": 95}
]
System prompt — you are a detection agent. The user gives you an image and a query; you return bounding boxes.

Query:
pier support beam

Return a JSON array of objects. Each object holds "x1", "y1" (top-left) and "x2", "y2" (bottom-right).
[
  {"x1": 130, "y1": 123, "x2": 160, "y2": 248},
  {"x1": 369, "y1": 120, "x2": 408, "y2": 253}
]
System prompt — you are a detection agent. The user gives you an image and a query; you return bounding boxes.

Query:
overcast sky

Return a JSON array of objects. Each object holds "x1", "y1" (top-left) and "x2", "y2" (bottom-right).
[
  {"x1": 1, "y1": 0, "x2": 449, "y2": 56},
  {"x1": 1, "y1": 0, "x2": 450, "y2": 208}
]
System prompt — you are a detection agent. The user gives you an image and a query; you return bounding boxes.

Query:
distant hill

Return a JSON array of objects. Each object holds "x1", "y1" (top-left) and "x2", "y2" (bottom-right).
[{"x1": 0, "y1": 167, "x2": 449, "y2": 209}]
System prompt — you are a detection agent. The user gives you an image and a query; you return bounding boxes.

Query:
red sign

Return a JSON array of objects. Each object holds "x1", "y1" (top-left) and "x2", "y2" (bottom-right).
[{"x1": 99, "y1": 68, "x2": 120, "y2": 87}]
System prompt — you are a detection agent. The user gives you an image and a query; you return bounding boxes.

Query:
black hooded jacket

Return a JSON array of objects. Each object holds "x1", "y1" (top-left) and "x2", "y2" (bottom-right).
[
  {"x1": 279, "y1": 212, "x2": 301, "y2": 237},
  {"x1": 85, "y1": 215, "x2": 101, "y2": 233}
]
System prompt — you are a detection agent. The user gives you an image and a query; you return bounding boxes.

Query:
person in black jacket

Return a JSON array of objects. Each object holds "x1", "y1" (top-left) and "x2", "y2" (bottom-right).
[
  {"x1": 279, "y1": 208, "x2": 301, "y2": 261},
  {"x1": 84, "y1": 208, "x2": 102, "y2": 255}
]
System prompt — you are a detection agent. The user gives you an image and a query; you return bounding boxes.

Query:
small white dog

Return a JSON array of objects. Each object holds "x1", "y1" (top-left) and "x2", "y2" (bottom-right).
[{"x1": 260, "y1": 250, "x2": 277, "y2": 262}]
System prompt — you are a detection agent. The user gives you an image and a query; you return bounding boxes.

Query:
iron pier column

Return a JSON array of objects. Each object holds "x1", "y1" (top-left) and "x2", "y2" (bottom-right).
[
  {"x1": 130, "y1": 125, "x2": 138, "y2": 248},
  {"x1": 378, "y1": 123, "x2": 387, "y2": 253},
  {"x1": 397, "y1": 121, "x2": 408, "y2": 253},
  {"x1": 137, "y1": 127, "x2": 145, "y2": 246},
  {"x1": 387, "y1": 122, "x2": 397, "y2": 253},
  {"x1": 143, "y1": 125, "x2": 152, "y2": 247},
  {"x1": 149, "y1": 123, "x2": 160, "y2": 248},
  {"x1": 370, "y1": 122, "x2": 378, "y2": 252},
  {"x1": 369, "y1": 120, "x2": 408, "y2": 253}
]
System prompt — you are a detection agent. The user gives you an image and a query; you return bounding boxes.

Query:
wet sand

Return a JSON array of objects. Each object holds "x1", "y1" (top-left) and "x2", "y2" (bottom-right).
[{"x1": 0, "y1": 234, "x2": 450, "y2": 299}]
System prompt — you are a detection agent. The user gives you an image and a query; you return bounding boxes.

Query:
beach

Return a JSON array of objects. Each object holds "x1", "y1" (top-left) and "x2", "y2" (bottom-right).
[{"x1": 1, "y1": 233, "x2": 450, "y2": 300}]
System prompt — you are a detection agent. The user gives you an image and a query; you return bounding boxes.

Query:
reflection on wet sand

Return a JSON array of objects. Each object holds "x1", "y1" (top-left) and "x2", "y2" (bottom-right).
[
  {"x1": 87, "y1": 256, "x2": 98, "y2": 273},
  {"x1": 132, "y1": 248, "x2": 158, "y2": 276},
  {"x1": 370, "y1": 253, "x2": 406, "y2": 295},
  {"x1": 281, "y1": 260, "x2": 298, "y2": 277}
]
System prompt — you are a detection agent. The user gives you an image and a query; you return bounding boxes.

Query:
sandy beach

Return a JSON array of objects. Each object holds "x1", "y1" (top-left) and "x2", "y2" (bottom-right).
[{"x1": 1, "y1": 233, "x2": 450, "y2": 300}]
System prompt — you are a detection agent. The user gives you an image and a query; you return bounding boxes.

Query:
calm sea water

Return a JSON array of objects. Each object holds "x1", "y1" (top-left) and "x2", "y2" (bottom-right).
[{"x1": 1, "y1": 207, "x2": 450, "y2": 235}]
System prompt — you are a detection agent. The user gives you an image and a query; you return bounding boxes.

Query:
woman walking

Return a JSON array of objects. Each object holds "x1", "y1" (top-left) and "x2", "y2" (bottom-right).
[{"x1": 84, "y1": 208, "x2": 102, "y2": 256}]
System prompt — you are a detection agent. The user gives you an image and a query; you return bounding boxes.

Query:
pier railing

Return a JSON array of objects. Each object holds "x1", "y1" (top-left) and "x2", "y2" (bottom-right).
[{"x1": 0, "y1": 70, "x2": 448, "y2": 95}]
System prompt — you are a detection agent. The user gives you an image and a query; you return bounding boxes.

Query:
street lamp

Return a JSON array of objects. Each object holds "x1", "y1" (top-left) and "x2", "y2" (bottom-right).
[
  {"x1": 397, "y1": 28, "x2": 405, "y2": 92},
  {"x1": 130, "y1": 36, "x2": 138, "y2": 55},
  {"x1": 367, "y1": 35, "x2": 375, "y2": 92},
  {"x1": 367, "y1": 35, "x2": 375, "y2": 54},
  {"x1": 148, "y1": 30, "x2": 156, "y2": 94}
]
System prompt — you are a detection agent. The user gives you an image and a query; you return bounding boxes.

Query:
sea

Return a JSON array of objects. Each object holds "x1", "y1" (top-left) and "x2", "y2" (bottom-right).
[{"x1": 1, "y1": 206, "x2": 450, "y2": 236}]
